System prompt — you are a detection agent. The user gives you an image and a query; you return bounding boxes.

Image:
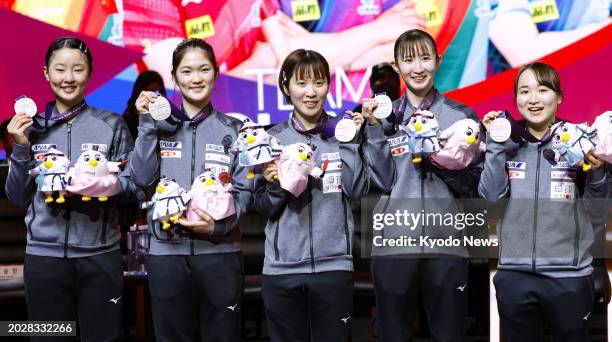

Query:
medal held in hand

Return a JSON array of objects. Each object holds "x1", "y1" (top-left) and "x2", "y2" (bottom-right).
[
  {"x1": 372, "y1": 93, "x2": 393, "y2": 119},
  {"x1": 334, "y1": 114, "x2": 357, "y2": 142},
  {"x1": 489, "y1": 111, "x2": 512, "y2": 143},
  {"x1": 14, "y1": 95, "x2": 38, "y2": 117},
  {"x1": 148, "y1": 92, "x2": 172, "y2": 121}
]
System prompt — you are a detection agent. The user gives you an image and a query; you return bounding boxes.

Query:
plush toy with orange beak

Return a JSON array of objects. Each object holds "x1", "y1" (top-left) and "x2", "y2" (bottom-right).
[
  {"x1": 399, "y1": 110, "x2": 441, "y2": 164},
  {"x1": 65, "y1": 150, "x2": 123, "y2": 202},
  {"x1": 186, "y1": 170, "x2": 235, "y2": 221},
  {"x1": 274, "y1": 143, "x2": 325, "y2": 197},
  {"x1": 231, "y1": 121, "x2": 282, "y2": 179},
  {"x1": 543, "y1": 122, "x2": 596, "y2": 171},
  {"x1": 150, "y1": 176, "x2": 191, "y2": 230},
  {"x1": 31, "y1": 149, "x2": 71, "y2": 204},
  {"x1": 431, "y1": 119, "x2": 485, "y2": 170}
]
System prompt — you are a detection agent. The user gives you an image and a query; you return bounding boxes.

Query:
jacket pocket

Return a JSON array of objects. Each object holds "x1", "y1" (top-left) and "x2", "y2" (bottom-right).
[{"x1": 27, "y1": 197, "x2": 65, "y2": 244}]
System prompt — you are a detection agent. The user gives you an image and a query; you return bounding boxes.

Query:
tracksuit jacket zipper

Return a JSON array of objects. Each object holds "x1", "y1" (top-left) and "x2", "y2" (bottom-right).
[
  {"x1": 190, "y1": 124, "x2": 196, "y2": 255},
  {"x1": 531, "y1": 145, "x2": 542, "y2": 272},
  {"x1": 64, "y1": 123, "x2": 72, "y2": 258},
  {"x1": 307, "y1": 135, "x2": 315, "y2": 272}
]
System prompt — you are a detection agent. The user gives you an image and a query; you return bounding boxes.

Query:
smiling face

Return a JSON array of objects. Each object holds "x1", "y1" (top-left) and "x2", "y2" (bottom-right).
[
  {"x1": 394, "y1": 42, "x2": 440, "y2": 98},
  {"x1": 515, "y1": 68, "x2": 562, "y2": 132},
  {"x1": 173, "y1": 48, "x2": 216, "y2": 109},
  {"x1": 284, "y1": 70, "x2": 329, "y2": 123},
  {"x1": 44, "y1": 48, "x2": 90, "y2": 110}
]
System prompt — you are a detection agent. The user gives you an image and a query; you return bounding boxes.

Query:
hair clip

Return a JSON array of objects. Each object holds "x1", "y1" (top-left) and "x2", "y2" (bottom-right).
[{"x1": 282, "y1": 70, "x2": 287, "y2": 82}]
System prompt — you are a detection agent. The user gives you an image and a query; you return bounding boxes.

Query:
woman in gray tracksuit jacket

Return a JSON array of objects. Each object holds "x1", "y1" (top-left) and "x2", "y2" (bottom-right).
[
  {"x1": 5, "y1": 37, "x2": 138, "y2": 341},
  {"x1": 253, "y1": 49, "x2": 368, "y2": 342},
  {"x1": 360, "y1": 29, "x2": 483, "y2": 342},
  {"x1": 129, "y1": 39, "x2": 251, "y2": 342},
  {"x1": 479, "y1": 62, "x2": 608, "y2": 342}
]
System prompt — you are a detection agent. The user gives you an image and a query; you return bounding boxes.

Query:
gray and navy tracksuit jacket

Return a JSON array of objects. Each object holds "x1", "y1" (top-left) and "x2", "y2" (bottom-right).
[
  {"x1": 479, "y1": 123, "x2": 608, "y2": 278},
  {"x1": 129, "y1": 111, "x2": 252, "y2": 256},
  {"x1": 364, "y1": 93, "x2": 483, "y2": 257},
  {"x1": 5, "y1": 105, "x2": 138, "y2": 258},
  {"x1": 253, "y1": 114, "x2": 369, "y2": 275}
]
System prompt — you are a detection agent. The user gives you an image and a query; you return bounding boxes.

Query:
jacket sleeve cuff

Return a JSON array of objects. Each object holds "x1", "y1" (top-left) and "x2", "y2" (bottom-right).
[
  {"x1": 268, "y1": 179, "x2": 290, "y2": 196},
  {"x1": 485, "y1": 132, "x2": 507, "y2": 152},
  {"x1": 211, "y1": 219, "x2": 229, "y2": 236},
  {"x1": 365, "y1": 123, "x2": 386, "y2": 141},
  {"x1": 138, "y1": 113, "x2": 157, "y2": 129},
  {"x1": 587, "y1": 167, "x2": 606, "y2": 184},
  {"x1": 11, "y1": 143, "x2": 31, "y2": 161}
]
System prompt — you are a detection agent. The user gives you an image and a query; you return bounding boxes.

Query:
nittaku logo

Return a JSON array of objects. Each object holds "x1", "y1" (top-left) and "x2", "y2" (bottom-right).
[
  {"x1": 391, "y1": 146, "x2": 408, "y2": 156},
  {"x1": 508, "y1": 170, "x2": 525, "y2": 179},
  {"x1": 160, "y1": 150, "x2": 181, "y2": 158},
  {"x1": 159, "y1": 141, "x2": 182, "y2": 149}
]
